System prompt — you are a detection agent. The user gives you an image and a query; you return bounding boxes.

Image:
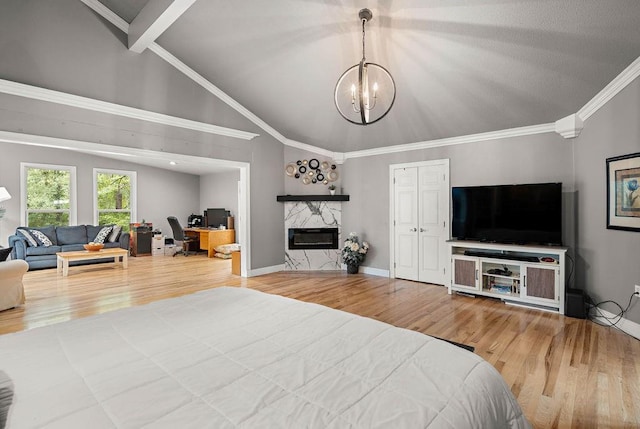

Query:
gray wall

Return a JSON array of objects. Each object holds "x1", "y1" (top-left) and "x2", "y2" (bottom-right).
[
  {"x1": 0, "y1": 142, "x2": 200, "y2": 245},
  {"x1": 0, "y1": 0, "x2": 285, "y2": 270},
  {"x1": 340, "y1": 133, "x2": 576, "y2": 270},
  {"x1": 574, "y1": 78, "x2": 640, "y2": 324},
  {"x1": 200, "y1": 170, "x2": 240, "y2": 235}
]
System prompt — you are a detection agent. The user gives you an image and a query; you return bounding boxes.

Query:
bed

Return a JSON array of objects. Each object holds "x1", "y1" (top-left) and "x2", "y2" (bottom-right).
[{"x1": 0, "y1": 287, "x2": 531, "y2": 428}]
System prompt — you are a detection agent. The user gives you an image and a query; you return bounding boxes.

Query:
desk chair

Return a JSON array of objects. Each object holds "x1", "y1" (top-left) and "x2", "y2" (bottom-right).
[{"x1": 167, "y1": 216, "x2": 198, "y2": 256}]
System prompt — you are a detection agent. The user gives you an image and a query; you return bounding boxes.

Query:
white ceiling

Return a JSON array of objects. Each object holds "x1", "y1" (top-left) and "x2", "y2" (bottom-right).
[{"x1": 93, "y1": 0, "x2": 640, "y2": 154}]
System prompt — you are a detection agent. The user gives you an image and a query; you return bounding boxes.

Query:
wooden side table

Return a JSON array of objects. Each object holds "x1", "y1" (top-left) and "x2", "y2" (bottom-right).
[{"x1": 231, "y1": 251, "x2": 241, "y2": 275}]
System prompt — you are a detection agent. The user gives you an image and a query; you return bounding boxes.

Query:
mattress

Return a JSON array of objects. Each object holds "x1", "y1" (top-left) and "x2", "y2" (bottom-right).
[{"x1": 0, "y1": 287, "x2": 531, "y2": 428}]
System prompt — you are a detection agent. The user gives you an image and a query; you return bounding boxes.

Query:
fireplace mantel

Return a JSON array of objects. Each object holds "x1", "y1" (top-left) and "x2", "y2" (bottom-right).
[{"x1": 276, "y1": 195, "x2": 349, "y2": 202}]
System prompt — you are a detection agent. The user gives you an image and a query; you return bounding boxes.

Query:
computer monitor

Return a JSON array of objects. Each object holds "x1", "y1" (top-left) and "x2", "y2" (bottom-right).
[{"x1": 205, "y1": 208, "x2": 228, "y2": 228}]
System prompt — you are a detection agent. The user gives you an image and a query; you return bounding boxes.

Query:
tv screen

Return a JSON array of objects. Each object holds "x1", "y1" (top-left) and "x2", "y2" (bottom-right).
[{"x1": 452, "y1": 182, "x2": 562, "y2": 246}]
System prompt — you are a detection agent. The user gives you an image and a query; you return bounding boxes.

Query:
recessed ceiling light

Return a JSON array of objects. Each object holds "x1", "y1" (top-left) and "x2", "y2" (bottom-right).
[{"x1": 169, "y1": 161, "x2": 177, "y2": 165}]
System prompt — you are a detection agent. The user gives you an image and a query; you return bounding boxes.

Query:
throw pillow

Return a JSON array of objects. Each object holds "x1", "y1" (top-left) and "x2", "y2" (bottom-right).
[
  {"x1": 107, "y1": 225, "x2": 122, "y2": 243},
  {"x1": 0, "y1": 247, "x2": 12, "y2": 262},
  {"x1": 214, "y1": 243, "x2": 241, "y2": 254},
  {"x1": 30, "y1": 229, "x2": 53, "y2": 247},
  {"x1": 17, "y1": 228, "x2": 38, "y2": 247},
  {"x1": 93, "y1": 226, "x2": 113, "y2": 244}
]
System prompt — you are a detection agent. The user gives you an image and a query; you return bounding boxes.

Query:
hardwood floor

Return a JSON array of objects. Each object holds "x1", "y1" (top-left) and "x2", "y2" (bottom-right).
[{"x1": 1, "y1": 254, "x2": 639, "y2": 428}]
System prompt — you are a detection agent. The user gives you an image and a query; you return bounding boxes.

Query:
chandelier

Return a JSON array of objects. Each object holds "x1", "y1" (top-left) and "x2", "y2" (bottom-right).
[{"x1": 334, "y1": 8, "x2": 395, "y2": 125}]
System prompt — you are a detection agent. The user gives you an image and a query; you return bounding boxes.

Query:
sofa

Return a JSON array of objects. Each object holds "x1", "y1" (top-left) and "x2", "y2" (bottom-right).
[
  {"x1": 8, "y1": 225, "x2": 130, "y2": 270},
  {"x1": 0, "y1": 259, "x2": 28, "y2": 311}
]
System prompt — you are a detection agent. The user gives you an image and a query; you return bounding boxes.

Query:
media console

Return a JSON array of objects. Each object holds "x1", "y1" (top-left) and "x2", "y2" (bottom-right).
[{"x1": 448, "y1": 240, "x2": 567, "y2": 314}]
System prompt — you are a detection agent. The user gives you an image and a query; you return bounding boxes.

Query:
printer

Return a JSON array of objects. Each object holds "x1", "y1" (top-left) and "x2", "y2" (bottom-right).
[{"x1": 187, "y1": 214, "x2": 204, "y2": 228}]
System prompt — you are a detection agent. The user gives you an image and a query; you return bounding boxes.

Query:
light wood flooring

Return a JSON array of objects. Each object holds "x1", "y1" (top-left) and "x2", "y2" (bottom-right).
[{"x1": 1, "y1": 254, "x2": 639, "y2": 428}]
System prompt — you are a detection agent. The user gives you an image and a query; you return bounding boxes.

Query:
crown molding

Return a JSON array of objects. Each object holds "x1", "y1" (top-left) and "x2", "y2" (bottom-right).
[
  {"x1": 578, "y1": 56, "x2": 640, "y2": 122},
  {"x1": 283, "y1": 138, "x2": 337, "y2": 159},
  {"x1": 555, "y1": 113, "x2": 584, "y2": 139},
  {"x1": 342, "y1": 123, "x2": 556, "y2": 160},
  {"x1": 0, "y1": 79, "x2": 258, "y2": 140}
]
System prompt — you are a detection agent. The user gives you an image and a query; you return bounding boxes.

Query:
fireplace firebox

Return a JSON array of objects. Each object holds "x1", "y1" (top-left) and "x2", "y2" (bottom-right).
[{"x1": 288, "y1": 228, "x2": 339, "y2": 250}]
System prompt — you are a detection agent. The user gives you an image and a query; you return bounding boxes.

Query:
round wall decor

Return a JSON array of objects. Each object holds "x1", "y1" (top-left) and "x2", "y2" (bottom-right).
[
  {"x1": 285, "y1": 158, "x2": 339, "y2": 187},
  {"x1": 285, "y1": 163, "x2": 297, "y2": 176}
]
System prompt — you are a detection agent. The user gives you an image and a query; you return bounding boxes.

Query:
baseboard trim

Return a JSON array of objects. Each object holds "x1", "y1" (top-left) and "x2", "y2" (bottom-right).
[
  {"x1": 360, "y1": 266, "x2": 390, "y2": 277},
  {"x1": 591, "y1": 308, "x2": 640, "y2": 340},
  {"x1": 249, "y1": 264, "x2": 284, "y2": 277},
  {"x1": 339, "y1": 264, "x2": 389, "y2": 277}
]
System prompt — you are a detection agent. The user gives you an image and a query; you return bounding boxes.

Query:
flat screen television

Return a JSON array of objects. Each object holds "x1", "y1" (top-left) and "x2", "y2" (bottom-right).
[{"x1": 452, "y1": 182, "x2": 562, "y2": 246}]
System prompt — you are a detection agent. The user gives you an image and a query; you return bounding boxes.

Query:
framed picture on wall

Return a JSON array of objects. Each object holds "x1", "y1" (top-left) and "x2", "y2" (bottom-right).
[{"x1": 607, "y1": 152, "x2": 640, "y2": 231}]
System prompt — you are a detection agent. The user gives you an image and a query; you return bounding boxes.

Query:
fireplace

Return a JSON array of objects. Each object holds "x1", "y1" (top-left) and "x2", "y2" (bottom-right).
[{"x1": 288, "y1": 228, "x2": 339, "y2": 250}]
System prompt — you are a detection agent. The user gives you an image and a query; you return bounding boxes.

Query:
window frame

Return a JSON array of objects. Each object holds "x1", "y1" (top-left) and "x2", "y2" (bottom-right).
[
  {"x1": 93, "y1": 168, "x2": 137, "y2": 227},
  {"x1": 20, "y1": 162, "x2": 77, "y2": 227}
]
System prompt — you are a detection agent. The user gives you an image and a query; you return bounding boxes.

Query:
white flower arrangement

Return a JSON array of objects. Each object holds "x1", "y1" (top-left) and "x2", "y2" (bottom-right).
[{"x1": 341, "y1": 232, "x2": 369, "y2": 266}]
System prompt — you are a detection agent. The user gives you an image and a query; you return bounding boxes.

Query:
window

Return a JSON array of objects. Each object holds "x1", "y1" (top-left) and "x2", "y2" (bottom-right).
[
  {"x1": 94, "y1": 169, "x2": 136, "y2": 232},
  {"x1": 21, "y1": 163, "x2": 77, "y2": 227}
]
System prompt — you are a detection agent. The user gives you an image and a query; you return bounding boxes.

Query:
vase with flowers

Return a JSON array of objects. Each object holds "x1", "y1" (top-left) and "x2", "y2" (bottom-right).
[{"x1": 341, "y1": 232, "x2": 369, "y2": 274}]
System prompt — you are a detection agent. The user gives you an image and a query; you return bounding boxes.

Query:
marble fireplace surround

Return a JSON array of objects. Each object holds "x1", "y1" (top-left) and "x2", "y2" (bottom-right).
[{"x1": 278, "y1": 195, "x2": 349, "y2": 271}]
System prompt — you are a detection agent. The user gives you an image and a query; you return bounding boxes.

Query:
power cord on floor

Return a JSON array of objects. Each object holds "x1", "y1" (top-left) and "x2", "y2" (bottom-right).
[
  {"x1": 565, "y1": 253, "x2": 575, "y2": 288},
  {"x1": 586, "y1": 291, "x2": 639, "y2": 329}
]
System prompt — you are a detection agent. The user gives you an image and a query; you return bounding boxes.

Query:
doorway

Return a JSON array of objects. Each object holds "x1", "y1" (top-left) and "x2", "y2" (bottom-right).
[{"x1": 389, "y1": 159, "x2": 450, "y2": 285}]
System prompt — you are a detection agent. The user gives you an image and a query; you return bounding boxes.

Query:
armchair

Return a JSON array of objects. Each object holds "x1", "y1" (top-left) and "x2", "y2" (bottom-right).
[{"x1": 0, "y1": 259, "x2": 28, "y2": 311}]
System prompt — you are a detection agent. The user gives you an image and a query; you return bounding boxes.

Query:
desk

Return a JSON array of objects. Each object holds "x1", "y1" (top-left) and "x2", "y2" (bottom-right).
[{"x1": 184, "y1": 228, "x2": 235, "y2": 258}]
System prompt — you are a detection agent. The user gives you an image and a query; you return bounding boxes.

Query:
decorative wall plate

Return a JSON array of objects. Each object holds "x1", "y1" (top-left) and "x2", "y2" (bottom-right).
[
  {"x1": 286, "y1": 158, "x2": 339, "y2": 186},
  {"x1": 285, "y1": 163, "x2": 297, "y2": 176}
]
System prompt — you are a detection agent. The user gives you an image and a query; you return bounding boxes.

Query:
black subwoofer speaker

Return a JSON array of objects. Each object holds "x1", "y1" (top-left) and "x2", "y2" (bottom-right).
[{"x1": 565, "y1": 288, "x2": 587, "y2": 319}]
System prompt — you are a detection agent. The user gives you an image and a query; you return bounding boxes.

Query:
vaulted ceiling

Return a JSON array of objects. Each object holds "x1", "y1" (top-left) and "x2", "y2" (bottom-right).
[{"x1": 74, "y1": 1, "x2": 640, "y2": 153}]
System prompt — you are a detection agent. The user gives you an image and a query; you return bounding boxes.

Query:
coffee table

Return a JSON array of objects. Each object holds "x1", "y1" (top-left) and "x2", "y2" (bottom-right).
[{"x1": 56, "y1": 248, "x2": 129, "y2": 277}]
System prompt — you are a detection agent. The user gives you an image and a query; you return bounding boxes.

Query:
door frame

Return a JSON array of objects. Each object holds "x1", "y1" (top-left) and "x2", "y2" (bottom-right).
[{"x1": 389, "y1": 159, "x2": 450, "y2": 280}]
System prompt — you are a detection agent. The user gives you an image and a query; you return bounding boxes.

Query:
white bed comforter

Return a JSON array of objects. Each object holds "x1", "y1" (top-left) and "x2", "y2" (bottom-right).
[{"x1": 0, "y1": 287, "x2": 531, "y2": 428}]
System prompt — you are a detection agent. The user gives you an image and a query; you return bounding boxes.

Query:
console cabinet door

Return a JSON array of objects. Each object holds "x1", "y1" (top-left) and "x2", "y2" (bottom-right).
[
  {"x1": 451, "y1": 256, "x2": 479, "y2": 291},
  {"x1": 523, "y1": 265, "x2": 559, "y2": 305}
]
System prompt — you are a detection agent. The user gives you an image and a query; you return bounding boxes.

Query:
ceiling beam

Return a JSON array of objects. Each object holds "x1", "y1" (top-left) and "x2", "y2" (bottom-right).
[{"x1": 128, "y1": 0, "x2": 197, "y2": 53}]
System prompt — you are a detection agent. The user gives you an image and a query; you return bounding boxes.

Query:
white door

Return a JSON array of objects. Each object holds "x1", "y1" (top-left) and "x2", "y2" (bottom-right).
[
  {"x1": 418, "y1": 164, "x2": 448, "y2": 284},
  {"x1": 392, "y1": 161, "x2": 449, "y2": 285},
  {"x1": 394, "y1": 168, "x2": 419, "y2": 280}
]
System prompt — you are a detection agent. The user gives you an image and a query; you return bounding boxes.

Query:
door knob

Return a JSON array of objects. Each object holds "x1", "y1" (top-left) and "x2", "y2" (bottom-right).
[
  {"x1": 420, "y1": 228, "x2": 426, "y2": 232},
  {"x1": 410, "y1": 228, "x2": 417, "y2": 232}
]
